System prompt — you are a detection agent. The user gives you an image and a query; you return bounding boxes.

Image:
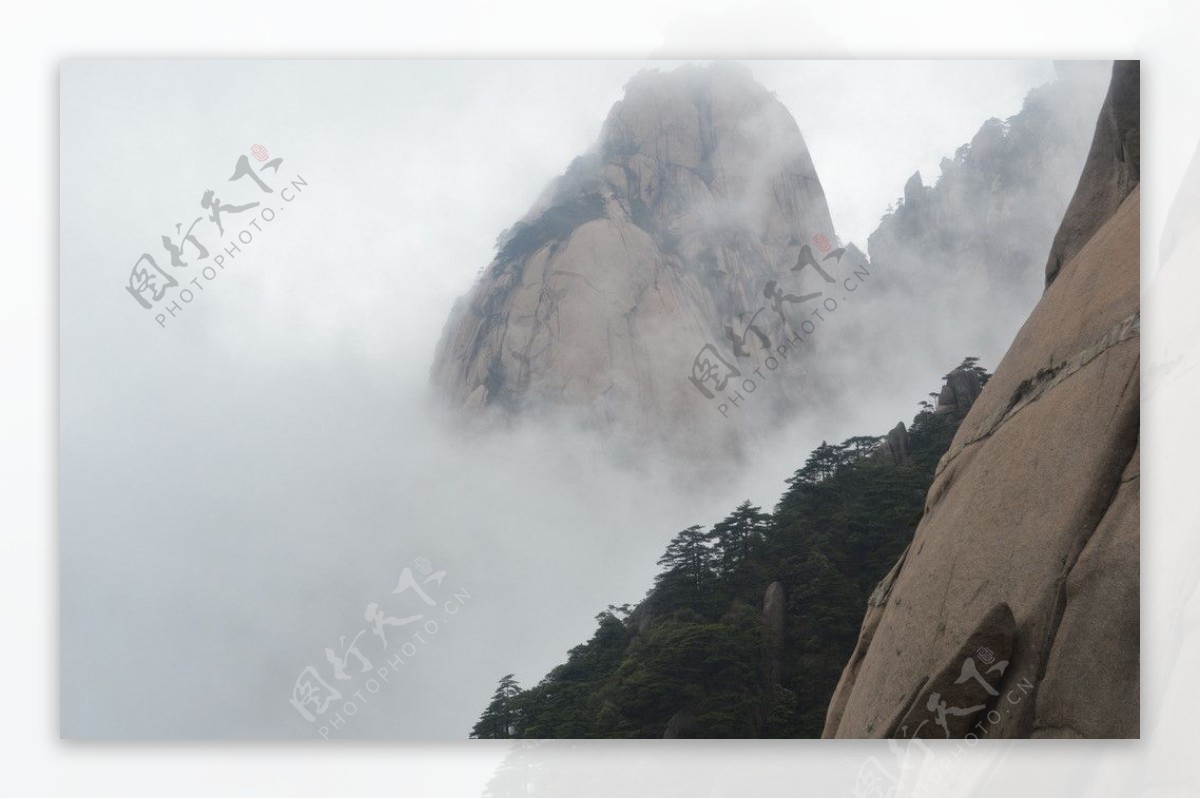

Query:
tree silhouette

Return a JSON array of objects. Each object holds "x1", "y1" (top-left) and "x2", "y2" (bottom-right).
[
  {"x1": 789, "y1": 440, "x2": 849, "y2": 486},
  {"x1": 470, "y1": 674, "x2": 523, "y2": 739},
  {"x1": 472, "y1": 358, "x2": 992, "y2": 739},
  {"x1": 843, "y1": 435, "x2": 883, "y2": 460},
  {"x1": 951, "y1": 355, "x2": 992, "y2": 386},
  {"x1": 710, "y1": 501, "x2": 771, "y2": 577},
  {"x1": 656, "y1": 525, "x2": 715, "y2": 598}
]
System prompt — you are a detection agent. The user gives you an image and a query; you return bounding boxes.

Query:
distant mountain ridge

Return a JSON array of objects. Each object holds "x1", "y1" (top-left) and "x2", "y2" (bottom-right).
[
  {"x1": 431, "y1": 62, "x2": 1109, "y2": 467},
  {"x1": 826, "y1": 61, "x2": 1112, "y2": 395}
]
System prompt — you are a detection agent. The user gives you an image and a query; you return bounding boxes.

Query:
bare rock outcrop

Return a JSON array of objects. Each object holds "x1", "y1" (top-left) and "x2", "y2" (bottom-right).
[
  {"x1": 762, "y1": 581, "x2": 786, "y2": 641},
  {"x1": 1045, "y1": 60, "x2": 1140, "y2": 286},
  {"x1": 430, "y1": 62, "x2": 847, "y2": 460},
  {"x1": 823, "y1": 61, "x2": 1140, "y2": 739},
  {"x1": 763, "y1": 581, "x2": 786, "y2": 685},
  {"x1": 934, "y1": 368, "x2": 982, "y2": 415},
  {"x1": 873, "y1": 422, "x2": 911, "y2": 465}
]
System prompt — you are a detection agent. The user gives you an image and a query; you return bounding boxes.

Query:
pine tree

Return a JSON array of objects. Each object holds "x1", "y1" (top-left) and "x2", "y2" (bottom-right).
[
  {"x1": 952, "y1": 355, "x2": 992, "y2": 386},
  {"x1": 655, "y1": 525, "x2": 714, "y2": 597},
  {"x1": 470, "y1": 674, "x2": 523, "y2": 739},
  {"x1": 470, "y1": 357, "x2": 992, "y2": 739},
  {"x1": 842, "y1": 435, "x2": 883, "y2": 461},
  {"x1": 789, "y1": 440, "x2": 849, "y2": 486},
  {"x1": 710, "y1": 501, "x2": 771, "y2": 576}
]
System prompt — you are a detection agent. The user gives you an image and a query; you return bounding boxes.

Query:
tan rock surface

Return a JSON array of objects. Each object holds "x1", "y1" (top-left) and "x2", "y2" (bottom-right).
[
  {"x1": 431, "y1": 63, "x2": 846, "y2": 459},
  {"x1": 824, "y1": 61, "x2": 1140, "y2": 739},
  {"x1": 1045, "y1": 60, "x2": 1139, "y2": 286}
]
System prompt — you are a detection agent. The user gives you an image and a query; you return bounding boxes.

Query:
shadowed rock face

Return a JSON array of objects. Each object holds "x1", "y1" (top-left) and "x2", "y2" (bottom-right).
[
  {"x1": 1045, "y1": 61, "x2": 1140, "y2": 286},
  {"x1": 430, "y1": 63, "x2": 846, "y2": 460},
  {"x1": 874, "y1": 422, "x2": 912, "y2": 466},
  {"x1": 893, "y1": 603, "x2": 1016, "y2": 739},
  {"x1": 763, "y1": 581, "x2": 786, "y2": 685},
  {"x1": 823, "y1": 61, "x2": 1140, "y2": 740},
  {"x1": 935, "y1": 369, "x2": 982, "y2": 415}
]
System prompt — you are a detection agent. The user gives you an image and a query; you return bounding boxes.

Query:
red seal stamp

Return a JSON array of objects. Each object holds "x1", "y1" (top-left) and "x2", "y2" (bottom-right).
[
  {"x1": 813, "y1": 233, "x2": 832, "y2": 253},
  {"x1": 251, "y1": 144, "x2": 269, "y2": 162}
]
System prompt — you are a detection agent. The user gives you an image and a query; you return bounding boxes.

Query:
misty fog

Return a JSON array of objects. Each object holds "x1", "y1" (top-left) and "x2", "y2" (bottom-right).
[{"x1": 60, "y1": 60, "x2": 1106, "y2": 737}]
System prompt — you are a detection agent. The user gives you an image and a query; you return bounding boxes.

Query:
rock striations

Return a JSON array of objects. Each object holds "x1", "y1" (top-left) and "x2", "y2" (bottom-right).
[
  {"x1": 430, "y1": 63, "x2": 851, "y2": 459},
  {"x1": 823, "y1": 61, "x2": 1140, "y2": 739}
]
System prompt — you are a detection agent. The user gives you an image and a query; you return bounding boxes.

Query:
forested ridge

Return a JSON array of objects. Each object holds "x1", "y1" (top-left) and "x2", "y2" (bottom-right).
[{"x1": 471, "y1": 359, "x2": 991, "y2": 739}]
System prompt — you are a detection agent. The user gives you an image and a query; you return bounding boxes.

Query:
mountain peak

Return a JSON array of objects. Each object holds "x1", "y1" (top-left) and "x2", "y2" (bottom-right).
[{"x1": 431, "y1": 62, "x2": 842, "y2": 461}]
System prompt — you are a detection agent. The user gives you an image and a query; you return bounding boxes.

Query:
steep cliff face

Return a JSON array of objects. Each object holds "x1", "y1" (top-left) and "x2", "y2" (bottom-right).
[
  {"x1": 431, "y1": 63, "x2": 848, "y2": 458},
  {"x1": 1044, "y1": 61, "x2": 1141, "y2": 286},
  {"x1": 823, "y1": 61, "x2": 1139, "y2": 739}
]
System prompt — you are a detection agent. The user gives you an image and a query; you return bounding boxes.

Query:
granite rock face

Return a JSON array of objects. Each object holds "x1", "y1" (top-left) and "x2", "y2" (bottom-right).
[
  {"x1": 763, "y1": 581, "x2": 786, "y2": 641},
  {"x1": 763, "y1": 581, "x2": 787, "y2": 685},
  {"x1": 935, "y1": 369, "x2": 982, "y2": 415},
  {"x1": 823, "y1": 61, "x2": 1140, "y2": 740},
  {"x1": 430, "y1": 63, "x2": 849, "y2": 460},
  {"x1": 1045, "y1": 61, "x2": 1140, "y2": 286},
  {"x1": 892, "y1": 603, "x2": 1016, "y2": 739},
  {"x1": 874, "y1": 422, "x2": 912, "y2": 466}
]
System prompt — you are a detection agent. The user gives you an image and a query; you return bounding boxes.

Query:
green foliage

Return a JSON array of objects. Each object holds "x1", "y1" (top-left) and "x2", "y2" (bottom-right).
[
  {"x1": 472, "y1": 361, "x2": 985, "y2": 738},
  {"x1": 952, "y1": 355, "x2": 992, "y2": 387},
  {"x1": 470, "y1": 674, "x2": 523, "y2": 739},
  {"x1": 712, "y1": 502, "x2": 770, "y2": 568},
  {"x1": 655, "y1": 525, "x2": 717, "y2": 603}
]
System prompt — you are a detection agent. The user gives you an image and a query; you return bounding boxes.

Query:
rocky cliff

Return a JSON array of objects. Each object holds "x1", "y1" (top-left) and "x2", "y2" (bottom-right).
[
  {"x1": 431, "y1": 62, "x2": 1110, "y2": 464},
  {"x1": 822, "y1": 61, "x2": 1140, "y2": 739},
  {"x1": 430, "y1": 63, "x2": 855, "y2": 459},
  {"x1": 836, "y1": 62, "x2": 1111, "y2": 386}
]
